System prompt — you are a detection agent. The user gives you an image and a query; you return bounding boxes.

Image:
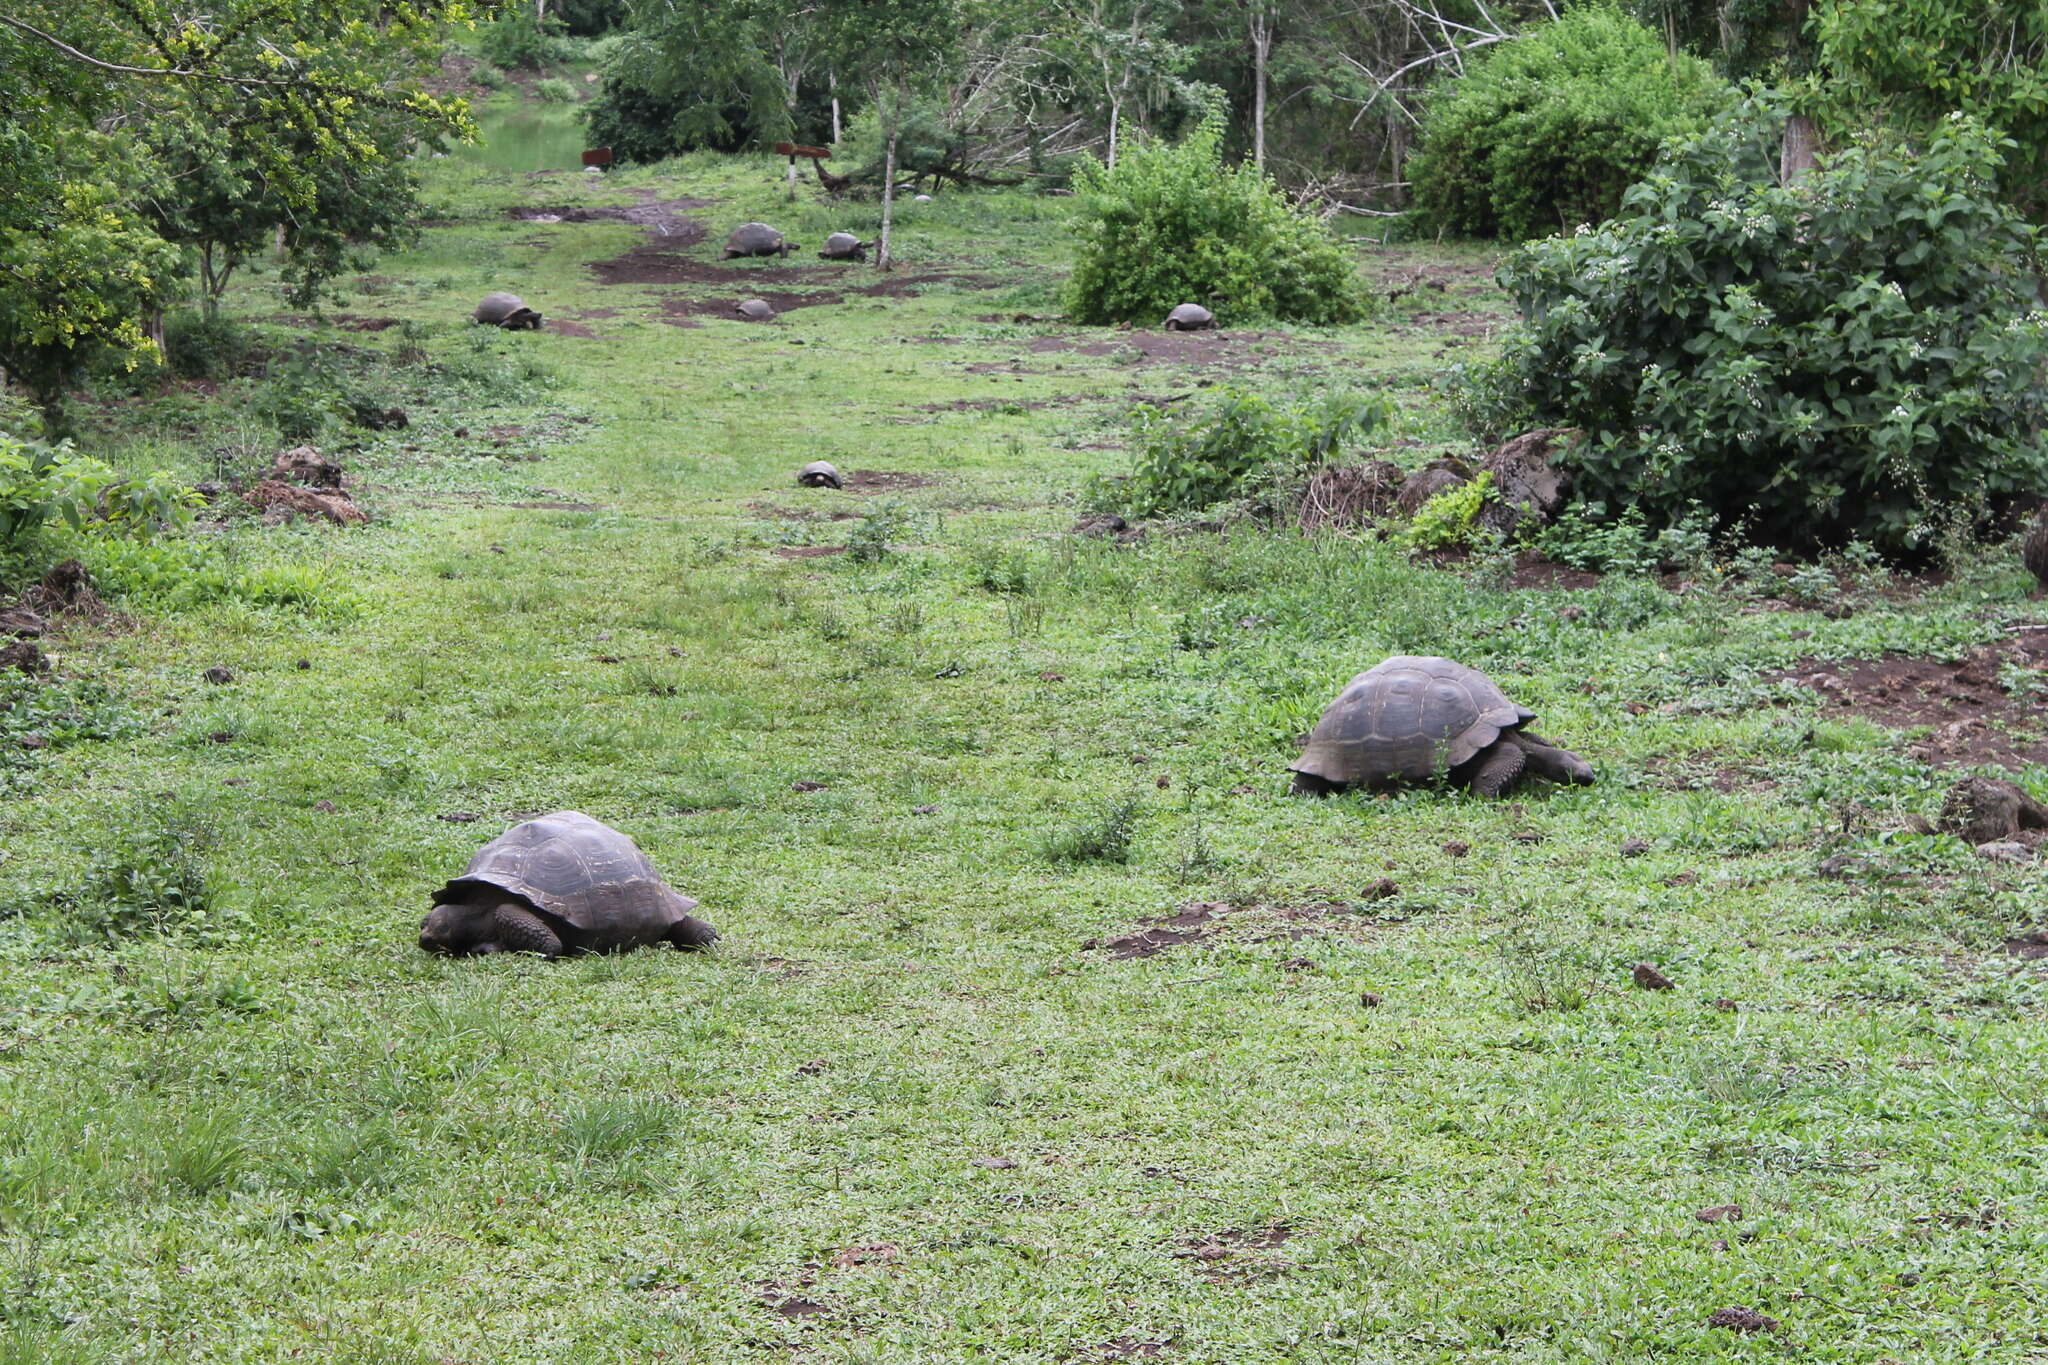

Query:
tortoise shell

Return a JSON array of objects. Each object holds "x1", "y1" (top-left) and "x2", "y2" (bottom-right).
[
  {"x1": 432, "y1": 811, "x2": 699, "y2": 949},
  {"x1": 1291, "y1": 656, "x2": 1534, "y2": 788},
  {"x1": 820, "y1": 232, "x2": 868, "y2": 260},
  {"x1": 724, "y1": 222, "x2": 787, "y2": 257},
  {"x1": 475, "y1": 292, "x2": 541, "y2": 329},
  {"x1": 1165, "y1": 303, "x2": 1214, "y2": 331}
]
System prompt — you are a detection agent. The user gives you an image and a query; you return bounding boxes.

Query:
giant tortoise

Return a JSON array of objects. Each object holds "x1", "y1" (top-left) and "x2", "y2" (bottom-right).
[
  {"x1": 474, "y1": 292, "x2": 543, "y2": 330},
  {"x1": 419, "y1": 811, "x2": 717, "y2": 958},
  {"x1": 1164, "y1": 303, "x2": 1214, "y2": 332},
  {"x1": 819, "y1": 232, "x2": 870, "y2": 262},
  {"x1": 723, "y1": 223, "x2": 795, "y2": 259},
  {"x1": 1290, "y1": 656, "x2": 1594, "y2": 798}
]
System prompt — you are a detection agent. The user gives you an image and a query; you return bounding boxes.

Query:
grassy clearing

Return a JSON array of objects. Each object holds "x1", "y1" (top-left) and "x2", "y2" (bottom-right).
[{"x1": 2, "y1": 101, "x2": 2046, "y2": 1363}]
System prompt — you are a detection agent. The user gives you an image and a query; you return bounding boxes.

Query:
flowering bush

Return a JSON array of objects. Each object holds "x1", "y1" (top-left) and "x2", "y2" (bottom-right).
[{"x1": 1461, "y1": 99, "x2": 2048, "y2": 554}]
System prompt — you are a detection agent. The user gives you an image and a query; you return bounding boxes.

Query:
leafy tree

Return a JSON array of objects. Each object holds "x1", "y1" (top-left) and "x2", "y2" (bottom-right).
[
  {"x1": 816, "y1": 0, "x2": 968, "y2": 268},
  {"x1": 1467, "y1": 100, "x2": 2048, "y2": 554},
  {"x1": 1065, "y1": 120, "x2": 1369, "y2": 326},
  {"x1": 0, "y1": 133, "x2": 180, "y2": 435},
  {"x1": 0, "y1": 0, "x2": 475, "y2": 427},
  {"x1": 1409, "y1": 5, "x2": 1730, "y2": 240}
]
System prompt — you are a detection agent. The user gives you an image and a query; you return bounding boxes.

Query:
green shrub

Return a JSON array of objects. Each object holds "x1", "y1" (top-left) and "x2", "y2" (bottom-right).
[
  {"x1": 1468, "y1": 100, "x2": 2048, "y2": 555},
  {"x1": 163, "y1": 311, "x2": 250, "y2": 381},
  {"x1": 1408, "y1": 6, "x2": 1729, "y2": 242},
  {"x1": 535, "y1": 77, "x2": 578, "y2": 104},
  {"x1": 1066, "y1": 121, "x2": 1370, "y2": 327},
  {"x1": 1113, "y1": 388, "x2": 1392, "y2": 517},
  {"x1": 0, "y1": 431, "x2": 192, "y2": 545},
  {"x1": 478, "y1": 12, "x2": 573, "y2": 71}
]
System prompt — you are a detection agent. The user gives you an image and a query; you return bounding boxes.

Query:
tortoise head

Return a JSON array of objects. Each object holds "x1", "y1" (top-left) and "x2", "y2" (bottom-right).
[
  {"x1": 1518, "y1": 733, "x2": 1595, "y2": 786},
  {"x1": 419, "y1": 890, "x2": 508, "y2": 955}
]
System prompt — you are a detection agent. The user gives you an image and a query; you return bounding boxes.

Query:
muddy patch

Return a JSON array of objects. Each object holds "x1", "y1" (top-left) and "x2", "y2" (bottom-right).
[
  {"x1": 748, "y1": 501, "x2": 860, "y2": 522},
  {"x1": 966, "y1": 329, "x2": 1331, "y2": 375},
  {"x1": 1086, "y1": 899, "x2": 1405, "y2": 959},
  {"x1": 1174, "y1": 1223, "x2": 1296, "y2": 1283},
  {"x1": 658, "y1": 291, "x2": 841, "y2": 323},
  {"x1": 844, "y1": 469, "x2": 937, "y2": 494},
  {"x1": 1772, "y1": 631, "x2": 2048, "y2": 767},
  {"x1": 547, "y1": 320, "x2": 600, "y2": 338},
  {"x1": 2004, "y1": 930, "x2": 2048, "y2": 960},
  {"x1": 510, "y1": 198, "x2": 712, "y2": 240}
]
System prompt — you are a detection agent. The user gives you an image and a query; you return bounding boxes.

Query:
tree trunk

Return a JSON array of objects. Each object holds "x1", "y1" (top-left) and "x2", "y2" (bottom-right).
[
  {"x1": 830, "y1": 71, "x2": 841, "y2": 144},
  {"x1": 878, "y1": 122, "x2": 898, "y2": 269},
  {"x1": 1107, "y1": 95, "x2": 1121, "y2": 171},
  {"x1": 1780, "y1": 112, "x2": 1818, "y2": 183},
  {"x1": 1250, "y1": 4, "x2": 1271, "y2": 173},
  {"x1": 535, "y1": 0, "x2": 546, "y2": 23}
]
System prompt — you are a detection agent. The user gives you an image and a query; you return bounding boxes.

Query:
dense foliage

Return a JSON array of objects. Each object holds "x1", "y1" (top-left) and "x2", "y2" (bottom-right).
[
  {"x1": 0, "y1": 431, "x2": 191, "y2": 544},
  {"x1": 1113, "y1": 387, "x2": 1391, "y2": 515},
  {"x1": 1810, "y1": 0, "x2": 2048, "y2": 221},
  {"x1": 1408, "y1": 6, "x2": 1729, "y2": 241},
  {"x1": 1469, "y1": 104, "x2": 2048, "y2": 554},
  {"x1": 1065, "y1": 123, "x2": 1369, "y2": 327}
]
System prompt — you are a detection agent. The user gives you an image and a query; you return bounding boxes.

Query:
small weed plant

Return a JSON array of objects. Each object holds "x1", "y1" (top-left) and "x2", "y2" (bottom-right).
[
  {"x1": 1399, "y1": 472, "x2": 1494, "y2": 551},
  {"x1": 1043, "y1": 794, "x2": 1144, "y2": 865}
]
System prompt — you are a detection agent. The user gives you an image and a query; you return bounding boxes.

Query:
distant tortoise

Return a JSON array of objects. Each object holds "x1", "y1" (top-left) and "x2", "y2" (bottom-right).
[
  {"x1": 723, "y1": 222, "x2": 795, "y2": 259},
  {"x1": 1164, "y1": 303, "x2": 1214, "y2": 332},
  {"x1": 419, "y1": 811, "x2": 717, "y2": 958},
  {"x1": 735, "y1": 298, "x2": 776, "y2": 321},
  {"x1": 1291, "y1": 656, "x2": 1594, "y2": 798},
  {"x1": 2025, "y1": 506, "x2": 2048, "y2": 590},
  {"x1": 819, "y1": 232, "x2": 870, "y2": 262},
  {"x1": 475, "y1": 292, "x2": 542, "y2": 330},
  {"x1": 797, "y1": 460, "x2": 843, "y2": 489}
]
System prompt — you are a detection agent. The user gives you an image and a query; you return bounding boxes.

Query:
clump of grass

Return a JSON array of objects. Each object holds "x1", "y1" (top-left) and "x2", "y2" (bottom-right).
[
  {"x1": 1042, "y1": 794, "x2": 1143, "y2": 865},
  {"x1": 1495, "y1": 928, "x2": 1592, "y2": 1014},
  {"x1": 160, "y1": 1111, "x2": 249, "y2": 1195},
  {"x1": 559, "y1": 1098, "x2": 676, "y2": 1163}
]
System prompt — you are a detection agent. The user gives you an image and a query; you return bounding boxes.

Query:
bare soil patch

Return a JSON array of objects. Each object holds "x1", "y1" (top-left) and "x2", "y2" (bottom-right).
[
  {"x1": 511, "y1": 198, "x2": 712, "y2": 240},
  {"x1": 2004, "y1": 930, "x2": 2048, "y2": 960},
  {"x1": 1092, "y1": 1336, "x2": 1171, "y2": 1360},
  {"x1": 658, "y1": 291, "x2": 840, "y2": 323},
  {"x1": 773, "y1": 545, "x2": 846, "y2": 559},
  {"x1": 844, "y1": 469, "x2": 936, "y2": 494},
  {"x1": 547, "y1": 320, "x2": 599, "y2": 338},
  {"x1": 1086, "y1": 898, "x2": 1405, "y2": 959},
  {"x1": 1772, "y1": 630, "x2": 2048, "y2": 767}
]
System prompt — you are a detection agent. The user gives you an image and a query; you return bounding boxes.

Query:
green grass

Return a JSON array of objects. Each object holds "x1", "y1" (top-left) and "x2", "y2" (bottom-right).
[{"x1": 1, "y1": 103, "x2": 2046, "y2": 1363}]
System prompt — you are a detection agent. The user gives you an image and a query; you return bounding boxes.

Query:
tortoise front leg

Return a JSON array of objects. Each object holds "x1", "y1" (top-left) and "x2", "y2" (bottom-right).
[
  {"x1": 489, "y1": 903, "x2": 564, "y2": 958},
  {"x1": 1467, "y1": 738, "x2": 1528, "y2": 798}
]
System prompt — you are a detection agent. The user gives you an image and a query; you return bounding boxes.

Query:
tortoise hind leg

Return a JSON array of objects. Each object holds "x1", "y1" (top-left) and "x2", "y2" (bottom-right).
[
  {"x1": 1467, "y1": 739, "x2": 1527, "y2": 798},
  {"x1": 489, "y1": 903, "x2": 564, "y2": 958}
]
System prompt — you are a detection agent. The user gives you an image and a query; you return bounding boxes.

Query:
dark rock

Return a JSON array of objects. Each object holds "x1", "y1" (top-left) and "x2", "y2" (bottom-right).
[
  {"x1": 1620, "y1": 838, "x2": 1650, "y2": 857},
  {"x1": 1706, "y1": 1307, "x2": 1779, "y2": 1335},
  {"x1": 1632, "y1": 962, "x2": 1675, "y2": 991},
  {"x1": 1393, "y1": 461, "x2": 1472, "y2": 516},
  {"x1": 0, "y1": 640, "x2": 47, "y2": 675},
  {"x1": 202, "y1": 666, "x2": 235, "y2": 685},
  {"x1": 1939, "y1": 775, "x2": 2048, "y2": 845},
  {"x1": 1476, "y1": 428, "x2": 1578, "y2": 538}
]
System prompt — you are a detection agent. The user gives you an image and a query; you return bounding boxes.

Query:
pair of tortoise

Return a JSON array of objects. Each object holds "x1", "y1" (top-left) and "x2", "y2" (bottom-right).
[{"x1": 420, "y1": 659, "x2": 1590, "y2": 959}]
